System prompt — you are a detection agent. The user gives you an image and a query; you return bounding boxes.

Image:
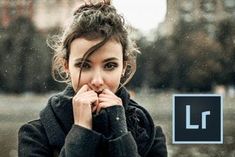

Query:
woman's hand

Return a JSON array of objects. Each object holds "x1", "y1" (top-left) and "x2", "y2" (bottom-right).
[
  {"x1": 72, "y1": 85, "x2": 98, "y2": 129},
  {"x1": 96, "y1": 89, "x2": 123, "y2": 114}
]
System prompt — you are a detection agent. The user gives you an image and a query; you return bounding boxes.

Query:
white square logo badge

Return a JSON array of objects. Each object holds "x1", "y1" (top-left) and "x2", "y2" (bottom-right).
[{"x1": 173, "y1": 94, "x2": 223, "y2": 144}]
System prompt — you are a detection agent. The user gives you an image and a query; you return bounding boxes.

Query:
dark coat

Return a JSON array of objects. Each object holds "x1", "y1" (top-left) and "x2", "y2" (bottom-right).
[{"x1": 18, "y1": 85, "x2": 167, "y2": 157}]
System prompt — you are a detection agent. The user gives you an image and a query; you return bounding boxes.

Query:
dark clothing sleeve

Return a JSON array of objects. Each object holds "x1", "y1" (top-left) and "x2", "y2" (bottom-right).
[
  {"x1": 108, "y1": 133, "x2": 140, "y2": 157},
  {"x1": 18, "y1": 118, "x2": 141, "y2": 157},
  {"x1": 18, "y1": 106, "x2": 166, "y2": 157},
  {"x1": 105, "y1": 105, "x2": 140, "y2": 157},
  {"x1": 59, "y1": 125, "x2": 102, "y2": 157},
  {"x1": 105, "y1": 105, "x2": 128, "y2": 138},
  {"x1": 147, "y1": 126, "x2": 168, "y2": 157},
  {"x1": 18, "y1": 120, "x2": 53, "y2": 157},
  {"x1": 18, "y1": 120, "x2": 103, "y2": 157}
]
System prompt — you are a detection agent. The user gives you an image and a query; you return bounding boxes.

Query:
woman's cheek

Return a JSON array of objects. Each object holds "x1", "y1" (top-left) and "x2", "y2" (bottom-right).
[
  {"x1": 75, "y1": 72, "x2": 91, "y2": 90},
  {"x1": 106, "y1": 75, "x2": 121, "y2": 93},
  {"x1": 69, "y1": 68, "x2": 81, "y2": 91}
]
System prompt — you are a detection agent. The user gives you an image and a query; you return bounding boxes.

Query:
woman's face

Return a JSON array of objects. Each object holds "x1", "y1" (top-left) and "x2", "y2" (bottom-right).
[{"x1": 67, "y1": 37, "x2": 124, "y2": 93}]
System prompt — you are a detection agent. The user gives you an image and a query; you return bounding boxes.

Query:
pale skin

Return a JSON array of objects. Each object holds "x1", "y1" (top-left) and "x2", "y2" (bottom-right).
[{"x1": 65, "y1": 37, "x2": 126, "y2": 130}]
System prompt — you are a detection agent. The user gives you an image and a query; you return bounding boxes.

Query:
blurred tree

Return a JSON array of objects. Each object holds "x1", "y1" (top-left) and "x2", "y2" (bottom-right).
[
  {"x1": 1, "y1": 16, "x2": 234, "y2": 93},
  {"x1": 0, "y1": 25, "x2": 7, "y2": 91},
  {"x1": 217, "y1": 19, "x2": 235, "y2": 85},
  {"x1": 45, "y1": 26, "x2": 66, "y2": 92},
  {"x1": 171, "y1": 22, "x2": 223, "y2": 91},
  {"x1": 128, "y1": 33, "x2": 177, "y2": 90},
  {"x1": 147, "y1": 36, "x2": 176, "y2": 89},
  {"x1": 125, "y1": 20, "x2": 233, "y2": 92},
  {"x1": 127, "y1": 36, "x2": 151, "y2": 89},
  {"x1": 0, "y1": 17, "x2": 51, "y2": 93}
]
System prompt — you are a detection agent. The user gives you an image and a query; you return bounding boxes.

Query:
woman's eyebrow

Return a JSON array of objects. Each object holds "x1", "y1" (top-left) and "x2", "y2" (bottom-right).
[
  {"x1": 103, "y1": 57, "x2": 119, "y2": 62},
  {"x1": 74, "y1": 58, "x2": 91, "y2": 63}
]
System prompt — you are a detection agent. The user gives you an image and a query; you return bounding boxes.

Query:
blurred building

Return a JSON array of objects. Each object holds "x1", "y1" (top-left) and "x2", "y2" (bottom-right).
[
  {"x1": 33, "y1": 0, "x2": 79, "y2": 31},
  {"x1": 158, "y1": 0, "x2": 235, "y2": 37},
  {"x1": 0, "y1": 0, "x2": 33, "y2": 28},
  {"x1": 0, "y1": 0, "x2": 80, "y2": 31},
  {"x1": 1, "y1": 0, "x2": 235, "y2": 35}
]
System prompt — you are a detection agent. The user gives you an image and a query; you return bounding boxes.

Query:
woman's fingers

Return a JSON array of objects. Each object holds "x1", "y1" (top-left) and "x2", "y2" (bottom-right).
[
  {"x1": 73, "y1": 95, "x2": 97, "y2": 105},
  {"x1": 96, "y1": 102, "x2": 110, "y2": 114},
  {"x1": 99, "y1": 89, "x2": 123, "y2": 105},
  {"x1": 96, "y1": 97, "x2": 122, "y2": 114},
  {"x1": 101, "y1": 88, "x2": 114, "y2": 95},
  {"x1": 91, "y1": 99, "x2": 99, "y2": 113},
  {"x1": 72, "y1": 94, "x2": 98, "y2": 129},
  {"x1": 98, "y1": 97, "x2": 122, "y2": 106},
  {"x1": 92, "y1": 103, "x2": 98, "y2": 112},
  {"x1": 76, "y1": 84, "x2": 90, "y2": 94},
  {"x1": 79, "y1": 90, "x2": 97, "y2": 97},
  {"x1": 72, "y1": 84, "x2": 99, "y2": 129},
  {"x1": 74, "y1": 86, "x2": 123, "y2": 115},
  {"x1": 94, "y1": 88, "x2": 123, "y2": 114}
]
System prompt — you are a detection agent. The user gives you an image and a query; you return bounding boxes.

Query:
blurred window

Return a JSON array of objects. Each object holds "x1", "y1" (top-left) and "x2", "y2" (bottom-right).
[
  {"x1": 9, "y1": 0, "x2": 17, "y2": 7},
  {"x1": 0, "y1": 1, "x2": 4, "y2": 5},
  {"x1": 224, "y1": 0, "x2": 235, "y2": 8},
  {"x1": 202, "y1": 13, "x2": 215, "y2": 22},
  {"x1": 204, "y1": 23, "x2": 216, "y2": 38},
  {"x1": 9, "y1": 8, "x2": 16, "y2": 18},
  {"x1": 180, "y1": 13, "x2": 193, "y2": 22},
  {"x1": 201, "y1": 0, "x2": 216, "y2": 13},
  {"x1": 224, "y1": 0, "x2": 235, "y2": 12},
  {"x1": 180, "y1": 1, "x2": 194, "y2": 12}
]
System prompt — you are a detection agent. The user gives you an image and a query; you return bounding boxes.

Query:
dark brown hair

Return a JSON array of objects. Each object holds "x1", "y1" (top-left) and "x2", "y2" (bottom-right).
[{"x1": 48, "y1": 3, "x2": 139, "y2": 91}]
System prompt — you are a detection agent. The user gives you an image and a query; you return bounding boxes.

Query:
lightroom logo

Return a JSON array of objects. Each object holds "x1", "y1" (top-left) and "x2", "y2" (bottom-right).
[{"x1": 172, "y1": 94, "x2": 223, "y2": 144}]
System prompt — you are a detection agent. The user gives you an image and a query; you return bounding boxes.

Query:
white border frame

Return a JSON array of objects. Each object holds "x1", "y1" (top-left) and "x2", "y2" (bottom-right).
[{"x1": 172, "y1": 94, "x2": 223, "y2": 144}]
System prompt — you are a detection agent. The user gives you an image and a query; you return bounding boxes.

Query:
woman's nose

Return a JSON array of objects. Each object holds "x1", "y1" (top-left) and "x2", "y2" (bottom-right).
[{"x1": 90, "y1": 70, "x2": 104, "y2": 89}]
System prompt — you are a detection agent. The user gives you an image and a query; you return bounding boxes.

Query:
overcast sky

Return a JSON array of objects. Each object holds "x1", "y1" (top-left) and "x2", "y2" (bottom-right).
[{"x1": 112, "y1": 0, "x2": 167, "y2": 33}]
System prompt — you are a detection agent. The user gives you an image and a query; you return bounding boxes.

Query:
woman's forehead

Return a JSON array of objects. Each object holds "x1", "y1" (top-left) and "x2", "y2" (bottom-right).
[{"x1": 70, "y1": 37, "x2": 123, "y2": 61}]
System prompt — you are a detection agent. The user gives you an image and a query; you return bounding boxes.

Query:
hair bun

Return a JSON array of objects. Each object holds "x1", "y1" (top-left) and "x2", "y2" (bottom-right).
[
  {"x1": 73, "y1": 0, "x2": 111, "y2": 16},
  {"x1": 88, "y1": 0, "x2": 111, "y2": 5}
]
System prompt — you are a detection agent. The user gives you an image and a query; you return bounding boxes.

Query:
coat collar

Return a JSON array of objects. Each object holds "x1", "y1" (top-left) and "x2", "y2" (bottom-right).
[
  {"x1": 40, "y1": 85, "x2": 155, "y2": 156},
  {"x1": 40, "y1": 85, "x2": 131, "y2": 147}
]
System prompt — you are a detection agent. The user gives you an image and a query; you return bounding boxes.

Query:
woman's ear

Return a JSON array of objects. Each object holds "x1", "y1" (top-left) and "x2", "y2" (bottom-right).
[{"x1": 64, "y1": 60, "x2": 69, "y2": 72}]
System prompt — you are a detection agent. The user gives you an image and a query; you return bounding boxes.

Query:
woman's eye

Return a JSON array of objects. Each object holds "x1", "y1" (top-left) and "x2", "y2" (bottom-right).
[
  {"x1": 104, "y1": 62, "x2": 118, "y2": 71},
  {"x1": 75, "y1": 62, "x2": 90, "y2": 69}
]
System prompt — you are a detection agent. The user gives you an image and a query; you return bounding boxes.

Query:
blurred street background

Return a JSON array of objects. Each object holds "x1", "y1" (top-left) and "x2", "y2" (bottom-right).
[{"x1": 0, "y1": 0, "x2": 235, "y2": 157}]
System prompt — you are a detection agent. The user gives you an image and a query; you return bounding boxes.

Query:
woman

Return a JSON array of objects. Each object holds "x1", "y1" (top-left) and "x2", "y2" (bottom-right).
[{"x1": 18, "y1": 2, "x2": 167, "y2": 157}]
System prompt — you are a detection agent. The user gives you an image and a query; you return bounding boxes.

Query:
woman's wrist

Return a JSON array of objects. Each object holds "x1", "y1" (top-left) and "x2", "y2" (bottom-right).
[{"x1": 74, "y1": 121, "x2": 92, "y2": 130}]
